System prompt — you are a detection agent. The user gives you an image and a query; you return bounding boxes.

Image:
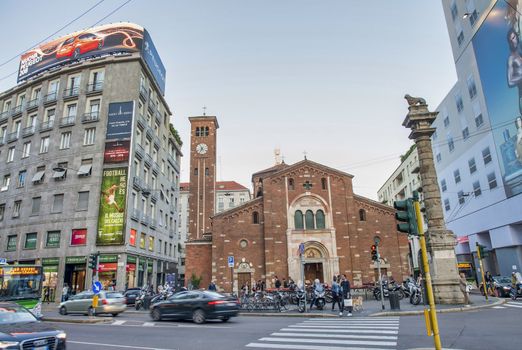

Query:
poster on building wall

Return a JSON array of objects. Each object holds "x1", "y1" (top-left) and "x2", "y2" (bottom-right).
[
  {"x1": 106, "y1": 102, "x2": 134, "y2": 140},
  {"x1": 472, "y1": 1, "x2": 522, "y2": 197},
  {"x1": 104, "y1": 140, "x2": 131, "y2": 163},
  {"x1": 70, "y1": 229, "x2": 87, "y2": 246},
  {"x1": 97, "y1": 168, "x2": 128, "y2": 245}
]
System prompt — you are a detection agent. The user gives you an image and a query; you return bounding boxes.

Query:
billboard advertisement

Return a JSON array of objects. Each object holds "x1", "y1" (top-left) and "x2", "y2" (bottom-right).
[
  {"x1": 104, "y1": 140, "x2": 130, "y2": 163},
  {"x1": 106, "y1": 101, "x2": 134, "y2": 140},
  {"x1": 473, "y1": 1, "x2": 522, "y2": 197},
  {"x1": 70, "y1": 229, "x2": 87, "y2": 246},
  {"x1": 17, "y1": 23, "x2": 166, "y2": 94},
  {"x1": 97, "y1": 168, "x2": 128, "y2": 245}
]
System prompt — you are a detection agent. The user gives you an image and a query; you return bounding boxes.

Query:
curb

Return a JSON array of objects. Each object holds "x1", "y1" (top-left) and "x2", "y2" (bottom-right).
[
  {"x1": 239, "y1": 312, "x2": 340, "y2": 318},
  {"x1": 42, "y1": 316, "x2": 113, "y2": 324},
  {"x1": 368, "y1": 297, "x2": 506, "y2": 317}
]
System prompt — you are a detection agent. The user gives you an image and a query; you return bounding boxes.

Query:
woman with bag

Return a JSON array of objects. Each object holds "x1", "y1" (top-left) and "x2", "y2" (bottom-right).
[
  {"x1": 331, "y1": 276, "x2": 342, "y2": 315},
  {"x1": 340, "y1": 274, "x2": 353, "y2": 317}
]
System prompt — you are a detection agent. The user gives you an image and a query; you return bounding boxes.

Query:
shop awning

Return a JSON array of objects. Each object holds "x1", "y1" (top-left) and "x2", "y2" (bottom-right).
[
  {"x1": 52, "y1": 169, "x2": 66, "y2": 178},
  {"x1": 77, "y1": 164, "x2": 92, "y2": 176},
  {"x1": 32, "y1": 171, "x2": 45, "y2": 182}
]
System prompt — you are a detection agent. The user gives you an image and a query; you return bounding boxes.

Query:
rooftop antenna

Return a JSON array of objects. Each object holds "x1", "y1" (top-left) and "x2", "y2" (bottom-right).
[{"x1": 203, "y1": 106, "x2": 207, "y2": 116}]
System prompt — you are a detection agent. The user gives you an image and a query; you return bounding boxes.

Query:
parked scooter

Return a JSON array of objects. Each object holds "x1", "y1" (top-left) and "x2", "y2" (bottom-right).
[
  {"x1": 310, "y1": 288, "x2": 326, "y2": 310},
  {"x1": 409, "y1": 282, "x2": 422, "y2": 305}
]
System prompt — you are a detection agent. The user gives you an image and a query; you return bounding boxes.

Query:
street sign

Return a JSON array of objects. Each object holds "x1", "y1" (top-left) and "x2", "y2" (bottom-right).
[
  {"x1": 299, "y1": 243, "x2": 305, "y2": 255},
  {"x1": 92, "y1": 281, "x2": 103, "y2": 294},
  {"x1": 227, "y1": 256, "x2": 234, "y2": 268},
  {"x1": 0, "y1": 258, "x2": 7, "y2": 265}
]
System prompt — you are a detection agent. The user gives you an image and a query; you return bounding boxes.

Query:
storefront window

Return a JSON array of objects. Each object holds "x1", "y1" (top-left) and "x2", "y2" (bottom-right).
[
  {"x1": 99, "y1": 255, "x2": 118, "y2": 290},
  {"x1": 126, "y1": 255, "x2": 137, "y2": 289},
  {"x1": 46, "y1": 231, "x2": 60, "y2": 248},
  {"x1": 42, "y1": 258, "x2": 59, "y2": 302}
]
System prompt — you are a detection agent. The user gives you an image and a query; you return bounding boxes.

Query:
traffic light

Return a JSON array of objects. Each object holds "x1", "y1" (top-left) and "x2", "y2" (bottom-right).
[
  {"x1": 371, "y1": 245, "x2": 378, "y2": 261},
  {"x1": 88, "y1": 253, "x2": 99, "y2": 270},
  {"x1": 476, "y1": 243, "x2": 489, "y2": 258},
  {"x1": 393, "y1": 198, "x2": 418, "y2": 235}
]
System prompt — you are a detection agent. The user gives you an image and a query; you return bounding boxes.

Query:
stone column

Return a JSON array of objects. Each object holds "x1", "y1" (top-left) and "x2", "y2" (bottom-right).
[{"x1": 402, "y1": 98, "x2": 465, "y2": 304}]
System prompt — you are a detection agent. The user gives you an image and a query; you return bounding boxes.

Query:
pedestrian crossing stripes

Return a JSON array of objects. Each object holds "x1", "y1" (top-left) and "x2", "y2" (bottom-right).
[
  {"x1": 246, "y1": 317, "x2": 400, "y2": 350},
  {"x1": 505, "y1": 301, "x2": 522, "y2": 308}
]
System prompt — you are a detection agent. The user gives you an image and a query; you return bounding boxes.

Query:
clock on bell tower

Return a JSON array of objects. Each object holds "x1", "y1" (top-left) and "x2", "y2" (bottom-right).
[{"x1": 188, "y1": 116, "x2": 219, "y2": 240}]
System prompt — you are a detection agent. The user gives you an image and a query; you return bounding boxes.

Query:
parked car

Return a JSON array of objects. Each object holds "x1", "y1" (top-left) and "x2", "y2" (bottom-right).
[
  {"x1": 150, "y1": 290, "x2": 239, "y2": 324},
  {"x1": 56, "y1": 32, "x2": 104, "y2": 59},
  {"x1": 124, "y1": 288, "x2": 141, "y2": 305},
  {"x1": 59, "y1": 290, "x2": 126, "y2": 316},
  {"x1": 493, "y1": 276, "x2": 513, "y2": 297},
  {"x1": 0, "y1": 302, "x2": 66, "y2": 349}
]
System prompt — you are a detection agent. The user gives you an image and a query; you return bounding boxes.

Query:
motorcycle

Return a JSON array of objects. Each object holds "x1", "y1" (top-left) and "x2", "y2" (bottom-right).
[
  {"x1": 310, "y1": 288, "x2": 326, "y2": 310},
  {"x1": 373, "y1": 281, "x2": 389, "y2": 300},
  {"x1": 135, "y1": 286, "x2": 155, "y2": 310},
  {"x1": 409, "y1": 282, "x2": 422, "y2": 305},
  {"x1": 510, "y1": 285, "x2": 522, "y2": 300},
  {"x1": 296, "y1": 289, "x2": 306, "y2": 313}
]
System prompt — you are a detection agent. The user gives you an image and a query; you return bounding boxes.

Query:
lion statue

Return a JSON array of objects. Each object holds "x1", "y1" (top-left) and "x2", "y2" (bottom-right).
[{"x1": 404, "y1": 94, "x2": 427, "y2": 106}]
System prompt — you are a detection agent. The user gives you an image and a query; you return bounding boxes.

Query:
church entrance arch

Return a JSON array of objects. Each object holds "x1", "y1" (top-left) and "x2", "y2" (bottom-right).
[{"x1": 303, "y1": 243, "x2": 329, "y2": 284}]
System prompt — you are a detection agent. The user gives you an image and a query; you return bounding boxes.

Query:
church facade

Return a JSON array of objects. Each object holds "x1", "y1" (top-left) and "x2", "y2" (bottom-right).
[{"x1": 184, "y1": 116, "x2": 410, "y2": 291}]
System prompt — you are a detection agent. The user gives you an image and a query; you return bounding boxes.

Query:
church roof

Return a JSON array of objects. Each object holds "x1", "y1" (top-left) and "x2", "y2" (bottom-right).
[
  {"x1": 265, "y1": 159, "x2": 354, "y2": 180},
  {"x1": 251, "y1": 163, "x2": 290, "y2": 180}
]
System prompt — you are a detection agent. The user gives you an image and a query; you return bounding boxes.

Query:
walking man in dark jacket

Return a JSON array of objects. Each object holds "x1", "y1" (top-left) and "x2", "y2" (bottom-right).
[{"x1": 340, "y1": 274, "x2": 352, "y2": 316}]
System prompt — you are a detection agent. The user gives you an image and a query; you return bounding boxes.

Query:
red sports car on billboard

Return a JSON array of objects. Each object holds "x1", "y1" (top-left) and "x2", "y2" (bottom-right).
[{"x1": 56, "y1": 33, "x2": 104, "y2": 59}]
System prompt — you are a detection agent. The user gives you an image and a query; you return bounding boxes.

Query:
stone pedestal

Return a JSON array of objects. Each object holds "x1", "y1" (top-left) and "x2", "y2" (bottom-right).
[{"x1": 403, "y1": 100, "x2": 465, "y2": 305}]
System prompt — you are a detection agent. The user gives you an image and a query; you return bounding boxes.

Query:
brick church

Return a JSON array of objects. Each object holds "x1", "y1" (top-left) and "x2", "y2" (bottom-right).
[{"x1": 184, "y1": 115, "x2": 410, "y2": 292}]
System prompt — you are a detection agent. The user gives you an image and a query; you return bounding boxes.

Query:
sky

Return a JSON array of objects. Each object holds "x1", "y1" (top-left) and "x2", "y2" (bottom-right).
[{"x1": 0, "y1": 0, "x2": 457, "y2": 200}]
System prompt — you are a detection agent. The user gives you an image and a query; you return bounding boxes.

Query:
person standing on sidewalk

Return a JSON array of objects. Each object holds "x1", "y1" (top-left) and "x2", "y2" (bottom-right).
[
  {"x1": 459, "y1": 273, "x2": 470, "y2": 305},
  {"x1": 331, "y1": 276, "x2": 342, "y2": 315},
  {"x1": 340, "y1": 274, "x2": 352, "y2": 317}
]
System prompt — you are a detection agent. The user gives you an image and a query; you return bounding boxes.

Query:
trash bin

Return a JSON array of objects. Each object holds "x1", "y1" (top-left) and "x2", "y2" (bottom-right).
[
  {"x1": 389, "y1": 291, "x2": 400, "y2": 310},
  {"x1": 144, "y1": 296, "x2": 153, "y2": 310}
]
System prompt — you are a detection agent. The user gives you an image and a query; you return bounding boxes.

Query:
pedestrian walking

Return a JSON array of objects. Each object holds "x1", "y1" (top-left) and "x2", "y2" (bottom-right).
[
  {"x1": 208, "y1": 280, "x2": 217, "y2": 291},
  {"x1": 61, "y1": 283, "x2": 69, "y2": 302},
  {"x1": 340, "y1": 274, "x2": 352, "y2": 316},
  {"x1": 485, "y1": 271, "x2": 494, "y2": 296},
  {"x1": 331, "y1": 276, "x2": 342, "y2": 315},
  {"x1": 43, "y1": 286, "x2": 50, "y2": 303}
]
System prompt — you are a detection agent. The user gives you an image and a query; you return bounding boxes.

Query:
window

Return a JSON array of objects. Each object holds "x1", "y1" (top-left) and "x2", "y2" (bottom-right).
[
  {"x1": 158, "y1": 239, "x2": 162, "y2": 254},
  {"x1": 24, "y1": 233, "x2": 37, "y2": 249},
  {"x1": 77, "y1": 191, "x2": 89, "y2": 210},
  {"x1": 448, "y1": 137, "x2": 455, "y2": 152},
  {"x1": 46, "y1": 231, "x2": 60, "y2": 248},
  {"x1": 1, "y1": 175, "x2": 10, "y2": 191},
  {"x1": 31, "y1": 197, "x2": 41, "y2": 215},
  {"x1": 32, "y1": 166, "x2": 45, "y2": 184},
  {"x1": 13, "y1": 200, "x2": 21, "y2": 218},
  {"x1": 288, "y1": 178, "x2": 294, "y2": 190},
  {"x1": 467, "y1": 75, "x2": 477, "y2": 99},
  {"x1": 482, "y1": 147, "x2": 492, "y2": 165},
  {"x1": 473, "y1": 181, "x2": 482, "y2": 197},
  {"x1": 468, "y1": 158, "x2": 477, "y2": 174},
  {"x1": 450, "y1": 1, "x2": 458, "y2": 21},
  {"x1": 17, "y1": 170, "x2": 26, "y2": 188},
  {"x1": 52, "y1": 162, "x2": 67, "y2": 181},
  {"x1": 305, "y1": 210, "x2": 315, "y2": 230},
  {"x1": 294, "y1": 210, "x2": 303, "y2": 229},
  {"x1": 443, "y1": 117, "x2": 450, "y2": 128},
  {"x1": 7, "y1": 147, "x2": 15, "y2": 163},
  {"x1": 441, "y1": 179, "x2": 447, "y2": 192},
  {"x1": 22, "y1": 142, "x2": 31, "y2": 158},
  {"x1": 148, "y1": 236, "x2": 154, "y2": 251},
  {"x1": 316, "y1": 210, "x2": 325, "y2": 229},
  {"x1": 456, "y1": 20, "x2": 464, "y2": 46},
  {"x1": 6, "y1": 235, "x2": 17, "y2": 251},
  {"x1": 454, "y1": 169, "x2": 461, "y2": 184},
  {"x1": 487, "y1": 172, "x2": 498, "y2": 190},
  {"x1": 83, "y1": 127, "x2": 96, "y2": 145},
  {"x1": 52, "y1": 194, "x2": 64, "y2": 213},
  {"x1": 88, "y1": 99, "x2": 100, "y2": 118},
  {"x1": 194, "y1": 168, "x2": 198, "y2": 176},
  {"x1": 462, "y1": 127, "x2": 469, "y2": 140},
  {"x1": 228, "y1": 197, "x2": 234, "y2": 208},
  {"x1": 205, "y1": 167, "x2": 209, "y2": 176},
  {"x1": 66, "y1": 103, "x2": 77, "y2": 119},
  {"x1": 253, "y1": 211, "x2": 259, "y2": 224},
  {"x1": 359, "y1": 209, "x2": 366, "y2": 221},
  {"x1": 40, "y1": 136, "x2": 50, "y2": 153},
  {"x1": 44, "y1": 108, "x2": 55, "y2": 123},
  {"x1": 436, "y1": 153, "x2": 442, "y2": 163},
  {"x1": 0, "y1": 204, "x2": 4, "y2": 221},
  {"x1": 59, "y1": 132, "x2": 71, "y2": 149},
  {"x1": 475, "y1": 114, "x2": 484, "y2": 128},
  {"x1": 321, "y1": 178, "x2": 327, "y2": 190},
  {"x1": 78, "y1": 158, "x2": 93, "y2": 177},
  {"x1": 458, "y1": 191, "x2": 465, "y2": 204},
  {"x1": 444, "y1": 199, "x2": 450, "y2": 211},
  {"x1": 140, "y1": 233, "x2": 146, "y2": 249},
  {"x1": 473, "y1": 101, "x2": 483, "y2": 128},
  {"x1": 455, "y1": 92, "x2": 464, "y2": 113}
]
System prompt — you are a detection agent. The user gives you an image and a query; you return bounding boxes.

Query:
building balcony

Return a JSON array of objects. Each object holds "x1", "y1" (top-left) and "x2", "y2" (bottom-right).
[
  {"x1": 154, "y1": 110, "x2": 162, "y2": 124},
  {"x1": 81, "y1": 112, "x2": 99, "y2": 123},
  {"x1": 150, "y1": 219, "x2": 157, "y2": 229},
  {"x1": 137, "y1": 114, "x2": 147, "y2": 129},
  {"x1": 147, "y1": 101, "x2": 156, "y2": 113},
  {"x1": 131, "y1": 208, "x2": 141, "y2": 222},
  {"x1": 86, "y1": 81, "x2": 103, "y2": 95},
  {"x1": 141, "y1": 215, "x2": 150, "y2": 226},
  {"x1": 39, "y1": 120, "x2": 54, "y2": 132},
  {"x1": 0, "y1": 136, "x2": 5, "y2": 146},
  {"x1": 135, "y1": 143, "x2": 144, "y2": 160},
  {"x1": 22, "y1": 125, "x2": 36, "y2": 138},
  {"x1": 150, "y1": 192, "x2": 158, "y2": 203},
  {"x1": 6, "y1": 131, "x2": 19, "y2": 143},
  {"x1": 12, "y1": 104, "x2": 23, "y2": 116},
  {"x1": 43, "y1": 92, "x2": 58, "y2": 105},
  {"x1": 26, "y1": 98, "x2": 39, "y2": 111},
  {"x1": 153, "y1": 135, "x2": 161, "y2": 149},
  {"x1": 139, "y1": 85, "x2": 148, "y2": 101},
  {"x1": 145, "y1": 127, "x2": 154, "y2": 141},
  {"x1": 0, "y1": 111, "x2": 8, "y2": 123},
  {"x1": 59, "y1": 116, "x2": 76, "y2": 127},
  {"x1": 63, "y1": 87, "x2": 79, "y2": 100},
  {"x1": 132, "y1": 176, "x2": 143, "y2": 191},
  {"x1": 144, "y1": 153, "x2": 153, "y2": 167},
  {"x1": 152, "y1": 162, "x2": 160, "y2": 175},
  {"x1": 167, "y1": 154, "x2": 179, "y2": 172},
  {"x1": 169, "y1": 204, "x2": 176, "y2": 214}
]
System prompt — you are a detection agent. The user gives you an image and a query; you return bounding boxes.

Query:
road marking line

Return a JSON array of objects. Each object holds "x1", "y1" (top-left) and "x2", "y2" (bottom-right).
[
  {"x1": 280, "y1": 328, "x2": 398, "y2": 335},
  {"x1": 289, "y1": 325, "x2": 398, "y2": 329},
  {"x1": 271, "y1": 332, "x2": 398, "y2": 340},
  {"x1": 309, "y1": 318, "x2": 399, "y2": 321},
  {"x1": 506, "y1": 302, "x2": 522, "y2": 307},
  {"x1": 302, "y1": 321, "x2": 399, "y2": 325},
  {"x1": 112, "y1": 320, "x2": 126, "y2": 325},
  {"x1": 492, "y1": 306, "x2": 506, "y2": 309},
  {"x1": 68, "y1": 340, "x2": 175, "y2": 350},
  {"x1": 246, "y1": 343, "x2": 393, "y2": 350},
  {"x1": 143, "y1": 322, "x2": 155, "y2": 327},
  {"x1": 259, "y1": 337, "x2": 397, "y2": 347}
]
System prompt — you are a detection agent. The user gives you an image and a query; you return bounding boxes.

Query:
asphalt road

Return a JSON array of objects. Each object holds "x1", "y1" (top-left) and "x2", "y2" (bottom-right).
[{"x1": 45, "y1": 300, "x2": 522, "y2": 350}]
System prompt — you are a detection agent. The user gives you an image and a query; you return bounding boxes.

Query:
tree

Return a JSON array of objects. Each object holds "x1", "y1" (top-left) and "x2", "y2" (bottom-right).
[
  {"x1": 169, "y1": 123, "x2": 183, "y2": 146},
  {"x1": 190, "y1": 273, "x2": 202, "y2": 289}
]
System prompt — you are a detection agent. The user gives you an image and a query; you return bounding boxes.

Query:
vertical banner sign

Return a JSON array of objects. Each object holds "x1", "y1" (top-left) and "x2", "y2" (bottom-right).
[
  {"x1": 106, "y1": 101, "x2": 134, "y2": 140},
  {"x1": 97, "y1": 168, "x2": 128, "y2": 245}
]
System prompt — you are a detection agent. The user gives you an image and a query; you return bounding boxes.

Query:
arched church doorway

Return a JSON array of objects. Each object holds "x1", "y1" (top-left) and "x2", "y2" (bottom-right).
[
  {"x1": 305, "y1": 262, "x2": 323, "y2": 283},
  {"x1": 303, "y1": 245, "x2": 326, "y2": 283}
]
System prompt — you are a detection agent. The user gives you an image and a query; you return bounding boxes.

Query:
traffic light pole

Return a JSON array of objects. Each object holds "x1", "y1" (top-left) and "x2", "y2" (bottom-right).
[
  {"x1": 476, "y1": 242, "x2": 488, "y2": 301},
  {"x1": 376, "y1": 245, "x2": 385, "y2": 310},
  {"x1": 414, "y1": 199, "x2": 442, "y2": 350}
]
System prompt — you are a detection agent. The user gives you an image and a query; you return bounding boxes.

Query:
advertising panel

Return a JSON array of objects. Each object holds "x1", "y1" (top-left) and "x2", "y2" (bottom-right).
[
  {"x1": 70, "y1": 229, "x2": 87, "y2": 246},
  {"x1": 142, "y1": 30, "x2": 166, "y2": 94},
  {"x1": 129, "y1": 229, "x2": 137, "y2": 246},
  {"x1": 104, "y1": 140, "x2": 130, "y2": 163},
  {"x1": 18, "y1": 23, "x2": 144, "y2": 82},
  {"x1": 97, "y1": 168, "x2": 128, "y2": 245},
  {"x1": 106, "y1": 102, "x2": 134, "y2": 140},
  {"x1": 473, "y1": 1, "x2": 522, "y2": 197}
]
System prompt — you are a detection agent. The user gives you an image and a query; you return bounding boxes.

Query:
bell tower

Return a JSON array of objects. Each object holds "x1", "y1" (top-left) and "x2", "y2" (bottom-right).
[{"x1": 188, "y1": 116, "x2": 219, "y2": 240}]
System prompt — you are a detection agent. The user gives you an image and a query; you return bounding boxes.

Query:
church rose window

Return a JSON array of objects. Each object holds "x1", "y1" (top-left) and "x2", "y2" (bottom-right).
[
  {"x1": 294, "y1": 210, "x2": 304, "y2": 229},
  {"x1": 316, "y1": 210, "x2": 325, "y2": 229},
  {"x1": 305, "y1": 210, "x2": 315, "y2": 229},
  {"x1": 239, "y1": 239, "x2": 248, "y2": 249}
]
